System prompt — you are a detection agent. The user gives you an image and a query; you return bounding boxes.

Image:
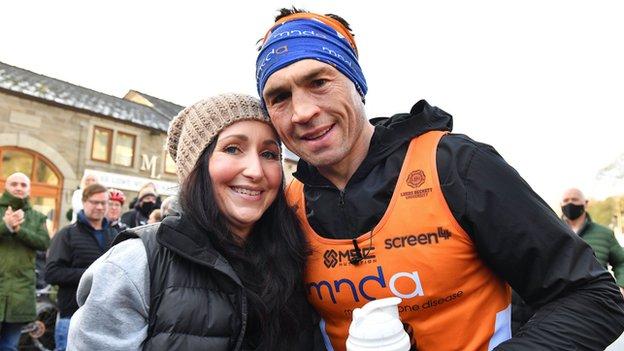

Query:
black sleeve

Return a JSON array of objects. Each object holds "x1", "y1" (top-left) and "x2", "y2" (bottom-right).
[
  {"x1": 45, "y1": 227, "x2": 86, "y2": 286},
  {"x1": 437, "y1": 134, "x2": 624, "y2": 350},
  {"x1": 120, "y1": 211, "x2": 135, "y2": 228}
]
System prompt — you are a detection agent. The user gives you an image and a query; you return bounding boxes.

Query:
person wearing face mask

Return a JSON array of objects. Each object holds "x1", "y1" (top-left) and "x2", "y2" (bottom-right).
[
  {"x1": 0, "y1": 172, "x2": 50, "y2": 351},
  {"x1": 561, "y1": 188, "x2": 624, "y2": 296},
  {"x1": 120, "y1": 187, "x2": 159, "y2": 229}
]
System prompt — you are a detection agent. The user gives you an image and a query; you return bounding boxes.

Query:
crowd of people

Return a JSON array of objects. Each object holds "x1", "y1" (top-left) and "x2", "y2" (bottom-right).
[
  {"x1": 2, "y1": 6, "x2": 624, "y2": 351},
  {"x1": 0, "y1": 171, "x2": 176, "y2": 351}
]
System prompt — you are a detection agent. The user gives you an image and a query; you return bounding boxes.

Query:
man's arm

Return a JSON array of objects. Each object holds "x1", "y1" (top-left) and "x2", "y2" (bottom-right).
[
  {"x1": 45, "y1": 227, "x2": 86, "y2": 286},
  {"x1": 13, "y1": 213, "x2": 50, "y2": 251},
  {"x1": 0, "y1": 214, "x2": 11, "y2": 237},
  {"x1": 607, "y1": 233, "x2": 624, "y2": 288},
  {"x1": 438, "y1": 134, "x2": 624, "y2": 349}
]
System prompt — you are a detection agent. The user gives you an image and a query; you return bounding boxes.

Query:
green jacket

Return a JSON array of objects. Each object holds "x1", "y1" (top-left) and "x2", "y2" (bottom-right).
[
  {"x1": 577, "y1": 214, "x2": 624, "y2": 287},
  {"x1": 0, "y1": 191, "x2": 50, "y2": 322}
]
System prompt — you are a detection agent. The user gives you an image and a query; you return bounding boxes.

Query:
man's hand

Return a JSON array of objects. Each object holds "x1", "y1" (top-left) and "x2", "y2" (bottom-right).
[
  {"x1": 3, "y1": 206, "x2": 25, "y2": 232},
  {"x1": 620, "y1": 286, "x2": 624, "y2": 298}
]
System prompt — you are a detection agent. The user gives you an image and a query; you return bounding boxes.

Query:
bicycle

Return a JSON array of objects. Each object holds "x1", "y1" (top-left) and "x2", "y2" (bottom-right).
[{"x1": 18, "y1": 285, "x2": 57, "y2": 351}]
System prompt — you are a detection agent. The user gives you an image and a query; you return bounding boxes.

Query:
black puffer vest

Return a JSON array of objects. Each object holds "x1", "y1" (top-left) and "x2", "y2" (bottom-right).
[{"x1": 114, "y1": 216, "x2": 247, "y2": 350}]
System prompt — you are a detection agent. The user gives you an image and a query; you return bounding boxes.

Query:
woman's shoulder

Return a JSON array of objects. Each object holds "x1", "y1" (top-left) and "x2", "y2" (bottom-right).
[{"x1": 93, "y1": 238, "x2": 148, "y2": 279}]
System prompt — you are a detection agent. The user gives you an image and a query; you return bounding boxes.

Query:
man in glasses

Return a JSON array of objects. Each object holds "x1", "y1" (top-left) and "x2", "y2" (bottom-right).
[{"x1": 46, "y1": 183, "x2": 116, "y2": 351}]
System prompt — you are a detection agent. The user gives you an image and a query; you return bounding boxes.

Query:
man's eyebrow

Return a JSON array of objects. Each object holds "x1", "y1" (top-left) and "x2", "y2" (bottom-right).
[
  {"x1": 264, "y1": 66, "x2": 335, "y2": 99},
  {"x1": 264, "y1": 84, "x2": 288, "y2": 101},
  {"x1": 298, "y1": 66, "x2": 334, "y2": 83}
]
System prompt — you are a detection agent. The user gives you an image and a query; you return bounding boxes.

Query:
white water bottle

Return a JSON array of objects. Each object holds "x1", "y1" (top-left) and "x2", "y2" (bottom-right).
[{"x1": 346, "y1": 297, "x2": 411, "y2": 351}]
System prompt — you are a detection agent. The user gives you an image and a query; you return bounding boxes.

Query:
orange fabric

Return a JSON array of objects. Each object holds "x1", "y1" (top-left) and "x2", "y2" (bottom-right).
[
  {"x1": 287, "y1": 131, "x2": 511, "y2": 351},
  {"x1": 261, "y1": 12, "x2": 358, "y2": 55}
]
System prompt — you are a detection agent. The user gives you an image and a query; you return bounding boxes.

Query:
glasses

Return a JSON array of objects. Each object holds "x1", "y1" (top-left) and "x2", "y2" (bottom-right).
[
  {"x1": 87, "y1": 200, "x2": 108, "y2": 207},
  {"x1": 108, "y1": 202, "x2": 122, "y2": 208}
]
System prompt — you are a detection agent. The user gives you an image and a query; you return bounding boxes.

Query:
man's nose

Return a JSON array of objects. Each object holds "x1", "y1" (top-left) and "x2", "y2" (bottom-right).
[{"x1": 291, "y1": 91, "x2": 320, "y2": 124}]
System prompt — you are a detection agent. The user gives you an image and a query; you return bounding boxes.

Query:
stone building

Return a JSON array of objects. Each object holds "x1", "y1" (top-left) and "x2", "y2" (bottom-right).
[
  {"x1": 0, "y1": 61, "x2": 298, "y2": 234},
  {"x1": 0, "y1": 61, "x2": 182, "y2": 234}
]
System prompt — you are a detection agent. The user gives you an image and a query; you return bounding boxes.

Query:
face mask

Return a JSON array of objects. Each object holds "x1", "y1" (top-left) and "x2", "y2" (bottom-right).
[
  {"x1": 139, "y1": 201, "x2": 156, "y2": 217},
  {"x1": 562, "y1": 203, "x2": 585, "y2": 220},
  {"x1": 5, "y1": 192, "x2": 27, "y2": 210}
]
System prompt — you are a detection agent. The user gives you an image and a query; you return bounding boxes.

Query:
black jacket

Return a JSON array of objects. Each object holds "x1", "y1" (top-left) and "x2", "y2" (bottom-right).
[
  {"x1": 294, "y1": 100, "x2": 624, "y2": 349},
  {"x1": 120, "y1": 208, "x2": 149, "y2": 229},
  {"x1": 45, "y1": 218, "x2": 116, "y2": 317},
  {"x1": 115, "y1": 217, "x2": 248, "y2": 350},
  {"x1": 115, "y1": 216, "x2": 320, "y2": 351}
]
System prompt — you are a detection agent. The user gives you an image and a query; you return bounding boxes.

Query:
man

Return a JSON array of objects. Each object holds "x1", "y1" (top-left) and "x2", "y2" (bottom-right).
[
  {"x1": 107, "y1": 188, "x2": 128, "y2": 235},
  {"x1": 159, "y1": 195, "x2": 179, "y2": 218},
  {"x1": 562, "y1": 188, "x2": 624, "y2": 293},
  {"x1": 255, "y1": 8, "x2": 624, "y2": 350},
  {"x1": 46, "y1": 183, "x2": 116, "y2": 351},
  {"x1": 0, "y1": 172, "x2": 50, "y2": 351},
  {"x1": 121, "y1": 186, "x2": 158, "y2": 228}
]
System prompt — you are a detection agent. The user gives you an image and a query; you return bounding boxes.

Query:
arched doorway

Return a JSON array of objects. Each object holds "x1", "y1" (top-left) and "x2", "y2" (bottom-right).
[{"x1": 0, "y1": 146, "x2": 63, "y2": 234}]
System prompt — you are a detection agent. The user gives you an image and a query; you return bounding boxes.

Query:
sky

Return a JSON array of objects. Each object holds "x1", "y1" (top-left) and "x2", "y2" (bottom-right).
[{"x1": 2, "y1": 0, "x2": 623, "y2": 209}]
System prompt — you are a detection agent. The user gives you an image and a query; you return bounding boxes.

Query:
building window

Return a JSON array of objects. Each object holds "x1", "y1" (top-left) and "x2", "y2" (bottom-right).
[
  {"x1": 164, "y1": 151, "x2": 176, "y2": 175},
  {"x1": 91, "y1": 126, "x2": 113, "y2": 162},
  {"x1": 114, "y1": 132, "x2": 136, "y2": 167},
  {"x1": 0, "y1": 147, "x2": 63, "y2": 234}
]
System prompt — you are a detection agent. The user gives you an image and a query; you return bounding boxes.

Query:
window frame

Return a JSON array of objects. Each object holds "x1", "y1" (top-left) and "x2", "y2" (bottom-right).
[
  {"x1": 0, "y1": 146, "x2": 63, "y2": 233},
  {"x1": 113, "y1": 131, "x2": 137, "y2": 168},
  {"x1": 90, "y1": 126, "x2": 113, "y2": 163}
]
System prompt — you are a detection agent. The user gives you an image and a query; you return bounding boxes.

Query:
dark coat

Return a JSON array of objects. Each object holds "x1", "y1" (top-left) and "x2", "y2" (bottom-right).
[
  {"x1": 114, "y1": 216, "x2": 248, "y2": 350},
  {"x1": 294, "y1": 99, "x2": 624, "y2": 349},
  {"x1": 0, "y1": 191, "x2": 50, "y2": 322},
  {"x1": 120, "y1": 209, "x2": 149, "y2": 229},
  {"x1": 45, "y1": 213, "x2": 116, "y2": 317},
  {"x1": 577, "y1": 214, "x2": 624, "y2": 286}
]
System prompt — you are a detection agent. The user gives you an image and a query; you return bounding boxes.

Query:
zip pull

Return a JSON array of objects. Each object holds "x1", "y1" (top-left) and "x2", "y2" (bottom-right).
[{"x1": 339, "y1": 190, "x2": 346, "y2": 206}]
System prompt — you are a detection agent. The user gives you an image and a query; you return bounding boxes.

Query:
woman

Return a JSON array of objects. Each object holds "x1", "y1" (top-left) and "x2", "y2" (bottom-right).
[{"x1": 67, "y1": 93, "x2": 315, "y2": 350}]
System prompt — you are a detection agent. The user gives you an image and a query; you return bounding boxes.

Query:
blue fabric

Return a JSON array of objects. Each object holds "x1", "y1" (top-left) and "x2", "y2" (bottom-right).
[
  {"x1": 54, "y1": 317, "x2": 71, "y2": 351},
  {"x1": 0, "y1": 322, "x2": 25, "y2": 351},
  {"x1": 256, "y1": 18, "x2": 367, "y2": 102},
  {"x1": 76, "y1": 210, "x2": 109, "y2": 250}
]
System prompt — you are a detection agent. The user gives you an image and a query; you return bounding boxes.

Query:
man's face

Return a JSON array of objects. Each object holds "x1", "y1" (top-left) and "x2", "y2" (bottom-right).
[
  {"x1": 140, "y1": 195, "x2": 157, "y2": 206},
  {"x1": 5, "y1": 173, "x2": 30, "y2": 199},
  {"x1": 262, "y1": 59, "x2": 368, "y2": 171},
  {"x1": 107, "y1": 200, "x2": 122, "y2": 222},
  {"x1": 83, "y1": 191, "x2": 108, "y2": 223},
  {"x1": 561, "y1": 189, "x2": 587, "y2": 208}
]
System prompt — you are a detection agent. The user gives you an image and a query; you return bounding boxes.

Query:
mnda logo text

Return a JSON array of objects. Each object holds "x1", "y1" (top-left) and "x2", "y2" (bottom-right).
[{"x1": 307, "y1": 265, "x2": 425, "y2": 304}]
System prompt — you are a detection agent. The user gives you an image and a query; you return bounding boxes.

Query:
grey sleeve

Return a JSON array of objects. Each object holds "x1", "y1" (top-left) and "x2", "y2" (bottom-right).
[{"x1": 67, "y1": 239, "x2": 150, "y2": 351}]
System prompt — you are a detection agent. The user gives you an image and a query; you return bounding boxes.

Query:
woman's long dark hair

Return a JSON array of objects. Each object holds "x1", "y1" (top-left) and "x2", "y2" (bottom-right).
[{"x1": 179, "y1": 141, "x2": 314, "y2": 349}]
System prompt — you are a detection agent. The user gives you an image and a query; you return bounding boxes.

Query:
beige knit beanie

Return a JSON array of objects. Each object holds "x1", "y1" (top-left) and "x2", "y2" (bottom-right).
[{"x1": 167, "y1": 93, "x2": 270, "y2": 181}]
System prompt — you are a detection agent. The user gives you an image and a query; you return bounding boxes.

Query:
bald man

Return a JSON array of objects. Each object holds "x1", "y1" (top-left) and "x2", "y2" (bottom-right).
[
  {"x1": 0, "y1": 172, "x2": 50, "y2": 350},
  {"x1": 562, "y1": 188, "x2": 624, "y2": 294}
]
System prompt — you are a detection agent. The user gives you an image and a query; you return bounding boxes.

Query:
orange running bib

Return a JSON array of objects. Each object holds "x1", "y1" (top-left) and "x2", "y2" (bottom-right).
[{"x1": 287, "y1": 131, "x2": 511, "y2": 351}]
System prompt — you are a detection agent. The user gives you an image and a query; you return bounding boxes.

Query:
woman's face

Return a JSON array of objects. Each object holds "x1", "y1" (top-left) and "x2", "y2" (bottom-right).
[{"x1": 209, "y1": 120, "x2": 282, "y2": 239}]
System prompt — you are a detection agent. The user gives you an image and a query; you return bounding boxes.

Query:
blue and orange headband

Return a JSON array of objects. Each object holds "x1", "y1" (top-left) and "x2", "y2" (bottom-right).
[{"x1": 256, "y1": 13, "x2": 367, "y2": 103}]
